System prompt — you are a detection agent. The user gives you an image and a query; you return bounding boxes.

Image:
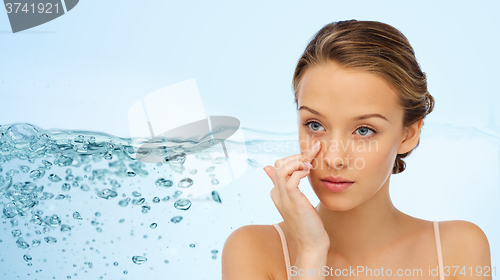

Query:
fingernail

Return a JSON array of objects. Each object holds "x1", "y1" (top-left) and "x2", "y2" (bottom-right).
[
  {"x1": 313, "y1": 141, "x2": 321, "y2": 149},
  {"x1": 263, "y1": 166, "x2": 269, "y2": 171},
  {"x1": 305, "y1": 161, "x2": 313, "y2": 168}
]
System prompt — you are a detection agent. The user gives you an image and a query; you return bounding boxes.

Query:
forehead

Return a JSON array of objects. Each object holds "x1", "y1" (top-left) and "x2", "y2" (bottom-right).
[{"x1": 297, "y1": 62, "x2": 402, "y2": 121}]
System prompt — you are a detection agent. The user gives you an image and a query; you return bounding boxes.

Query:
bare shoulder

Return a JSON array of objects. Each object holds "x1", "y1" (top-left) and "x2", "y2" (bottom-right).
[
  {"x1": 222, "y1": 224, "x2": 278, "y2": 280},
  {"x1": 438, "y1": 220, "x2": 492, "y2": 280}
]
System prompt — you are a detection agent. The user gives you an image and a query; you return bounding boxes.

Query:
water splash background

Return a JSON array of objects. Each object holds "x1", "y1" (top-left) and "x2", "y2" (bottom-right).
[{"x1": 1, "y1": 0, "x2": 499, "y2": 278}]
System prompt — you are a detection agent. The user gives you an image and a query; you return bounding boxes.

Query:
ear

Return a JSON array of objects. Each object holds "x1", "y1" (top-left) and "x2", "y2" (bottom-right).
[{"x1": 397, "y1": 119, "x2": 423, "y2": 155}]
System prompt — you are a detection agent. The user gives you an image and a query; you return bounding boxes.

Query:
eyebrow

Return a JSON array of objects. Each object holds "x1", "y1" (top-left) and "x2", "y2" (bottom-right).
[{"x1": 298, "y1": 105, "x2": 390, "y2": 123}]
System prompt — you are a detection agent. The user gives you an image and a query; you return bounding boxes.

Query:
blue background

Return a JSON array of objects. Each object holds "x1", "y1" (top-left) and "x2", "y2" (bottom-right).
[{"x1": 0, "y1": 0, "x2": 499, "y2": 279}]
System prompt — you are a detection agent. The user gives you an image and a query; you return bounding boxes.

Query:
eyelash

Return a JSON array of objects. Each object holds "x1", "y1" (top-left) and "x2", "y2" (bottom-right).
[{"x1": 302, "y1": 120, "x2": 379, "y2": 137}]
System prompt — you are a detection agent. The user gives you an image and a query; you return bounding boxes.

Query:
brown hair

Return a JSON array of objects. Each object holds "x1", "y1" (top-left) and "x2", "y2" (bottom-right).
[{"x1": 293, "y1": 19, "x2": 435, "y2": 174}]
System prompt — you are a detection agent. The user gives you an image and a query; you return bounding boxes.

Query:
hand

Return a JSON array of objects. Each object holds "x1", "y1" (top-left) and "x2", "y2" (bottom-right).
[{"x1": 264, "y1": 141, "x2": 330, "y2": 252}]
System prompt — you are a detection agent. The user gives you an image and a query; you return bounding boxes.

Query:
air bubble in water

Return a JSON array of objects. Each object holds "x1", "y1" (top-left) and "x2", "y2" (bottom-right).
[
  {"x1": 32, "y1": 239, "x2": 41, "y2": 247},
  {"x1": 155, "y1": 178, "x2": 173, "y2": 188},
  {"x1": 131, "y1": 256, "x2": 147, "y2": 265},
  {"x1": 47, "y1": 215, "x2": 61, "y2": 227},
  {"x1": 152, "y1": 197, "x2": 160, "y2": 203},
  {"x1": 104, "y1": 152, "x2": 113, "y2": 160},
  {"x1": 23, "y1": 254, "x2": 32, "y2": 262},
  {"x1": 61, "y1": 224, "x2": 71, "y2": 232},
  {"x1": 170, "y1": 216, "x2": 182, "y2": 223},
  {"x1": 19, "y1": 165, "x2": 30, "y2": 173},
  {"x1": 164, "y1": 152, "x2": 186, "y2": 166},
  {"x1": 189, "y1": 244, "x2": 195, "y2": 248},
  {"x1": 206, "y1": 166, "x2": 215, "y2": 172},
  {"x1": 62, "y1": 183, "x2": 71, "y2": 191},
  {"x1": 3, "y1": 202, "x2": 18, "y2": 218},
  {"x1": 29, "y1": 169, "x2": 44, "y2": 179},
  {"x1": 42, "y1": 160, "x2": 53, "y2": 169},
  {"x1": 132, "y1": 191, "x2": 141, "y2": 197},
  {"x1": 17, "y1": 237, "x2": 29, "y2": 249},
  {"x1": 6, "y1": 123, "x2": 39, "y2": 148},
  {"x1": 96, "y1": 189, "x2": 118, "y2": 199},
  {"x1": 11, "y1": 218, "x2": 18, "y2": 227},
  {"x1": 174, "y1": 198, "x2": 191, "y2": 211},
  {"x1": 150, "y1": 223, "x2": 157, "y2": 229},
  {"x1": 142, "y1": 205, "x2": 150, "y2": 213},
  {"x1": 172, "y1": 190, "x2": 182, "y2": 199},
  {"x1": 132, "y1": 198, "x2": 145, "y2": 205},
  {"x1": 177, "y1": 178, "x2": 193, "y2": 188},
  {"x1": 54, "y1": 155, "x2": 73, "y2": 167},
  {"x1": 48, "y1": 174, "x2": 62, "y2": 182},
  {"x1": 73, "y1": 211, "x2": 82, "y2": 220},
  {"x1": 44, "y1": 236, "x2": 57, "y2": 244},
  {"x1": 212, "y1": 191, "x2": 222, "y2": 203},
  {"x1": 39, "y1": 191, "x2": 54, "y2": 200},
  {"x1": 119, "y1": 198, "x2": 130, "y2": 207}
]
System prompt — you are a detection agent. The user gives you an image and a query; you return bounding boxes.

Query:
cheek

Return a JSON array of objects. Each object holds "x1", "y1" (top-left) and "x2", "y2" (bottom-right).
[
  {"x1": 352, "y1": 139, "x2": 397, "y2": 171},
  {"x1": 298, "y1": 130, "x2": 314, "y2": 154}
]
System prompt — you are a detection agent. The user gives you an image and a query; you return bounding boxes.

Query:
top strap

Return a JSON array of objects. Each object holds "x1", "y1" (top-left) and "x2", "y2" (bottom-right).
[
  {"x1": 433, "y1": 220, "x2": 445, "y2": 280},
  {"x1": 273, "y1": 223, "x2": 291, "y2": 280}
]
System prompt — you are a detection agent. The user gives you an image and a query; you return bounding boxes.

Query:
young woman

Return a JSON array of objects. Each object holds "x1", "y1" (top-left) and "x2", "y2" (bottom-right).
[{"x1": 222, "y1": 20, "x2": 492, "y2": 280}]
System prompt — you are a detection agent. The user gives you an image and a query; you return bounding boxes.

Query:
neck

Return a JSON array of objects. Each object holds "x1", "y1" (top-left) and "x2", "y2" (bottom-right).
[{"x1": 316, "y1": 176, "x2": 407, "y2": 264}]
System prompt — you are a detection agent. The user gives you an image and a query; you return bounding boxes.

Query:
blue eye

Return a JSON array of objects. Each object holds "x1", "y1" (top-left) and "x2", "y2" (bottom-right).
[
  {"x1": 304, "y1": 121, "x2": 325, "y2": 132},
  {"x1": 355, "y1": 126, "x2": 377, "y2": 137}
]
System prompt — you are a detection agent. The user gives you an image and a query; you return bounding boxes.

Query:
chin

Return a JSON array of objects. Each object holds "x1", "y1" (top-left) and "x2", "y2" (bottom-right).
[
  {"x1": 317, "y1": 195, "x2": 357, "y2": 212},
  {"x1": 315, "y1": 191, "x2": 357, "y2": 211}
]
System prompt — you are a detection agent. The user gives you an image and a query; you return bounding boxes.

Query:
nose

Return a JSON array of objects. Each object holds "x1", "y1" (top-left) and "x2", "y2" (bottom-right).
[{"x1": 319, "y1": 136, "x2": 352, "y2": 170}]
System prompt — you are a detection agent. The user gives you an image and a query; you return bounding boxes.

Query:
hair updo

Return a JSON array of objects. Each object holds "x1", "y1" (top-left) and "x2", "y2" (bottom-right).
[{"x1": 292, "y1": 19, "x2": 435, "y2": 174}]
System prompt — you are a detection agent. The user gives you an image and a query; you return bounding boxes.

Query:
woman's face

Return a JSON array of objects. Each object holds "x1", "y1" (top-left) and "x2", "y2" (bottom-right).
[{"x1": 297, "y1": 61, "x2": 415, "y2": 211}]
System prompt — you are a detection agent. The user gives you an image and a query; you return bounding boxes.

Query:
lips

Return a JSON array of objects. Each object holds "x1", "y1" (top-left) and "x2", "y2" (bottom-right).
[
  {"x1": 321, "y1": 180, "x2": 354, "y2": 192},
  {"x1": 320, "y1": 175, "x2": 354, "y2": 183}
]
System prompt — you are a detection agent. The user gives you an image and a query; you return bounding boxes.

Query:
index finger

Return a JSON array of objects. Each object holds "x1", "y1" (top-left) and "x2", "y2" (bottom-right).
[{"x1": 302, "y1": 141, "x2": 322, "y2": 166}]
